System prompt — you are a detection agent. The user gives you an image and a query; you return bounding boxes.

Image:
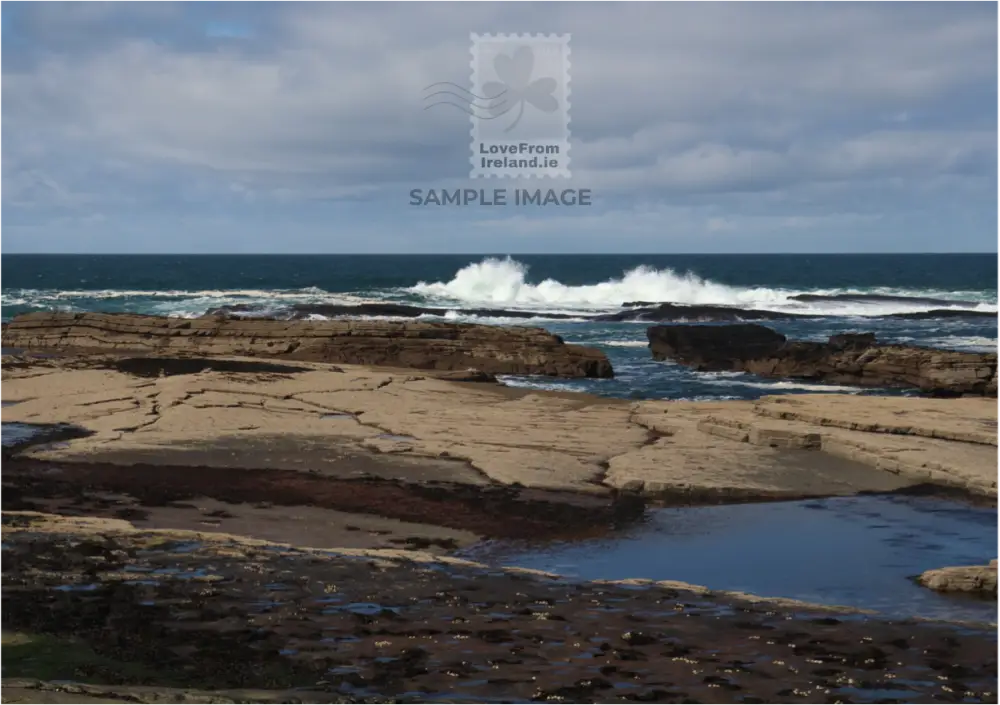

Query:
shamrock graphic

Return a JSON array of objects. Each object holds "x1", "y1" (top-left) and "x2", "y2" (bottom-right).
[{"x1": 482, "y1": 45, "x2": 558, "y2": 133}]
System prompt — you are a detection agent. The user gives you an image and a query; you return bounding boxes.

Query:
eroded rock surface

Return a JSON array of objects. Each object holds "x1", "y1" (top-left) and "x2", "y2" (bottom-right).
[
  {"x1": 1, "y1": 312, "x2": 612, "y2": 378},
  {"x1": 918, "y1": 560, "x2": 998, "y2": 596},
  {"x1": 3, "y1": 354, "x2": 996, "y2": 499},
  {"x1": 648, "y1": 323, "x2": 998, "y2": 396}
]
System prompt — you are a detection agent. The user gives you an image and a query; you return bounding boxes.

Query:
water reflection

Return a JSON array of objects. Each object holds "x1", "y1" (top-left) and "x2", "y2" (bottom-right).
[{"x1": 460, "y1": 495, "x2": 997, "y2": 623}]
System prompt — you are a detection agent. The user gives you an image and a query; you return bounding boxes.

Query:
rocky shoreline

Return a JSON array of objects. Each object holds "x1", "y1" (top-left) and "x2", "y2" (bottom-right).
[
  {"x1": 2, "y1": 323, "x2": 997, "y2": 702},
  {"x1": 3, "y1": 349, "x2": 996, "y2": 497},
  {"x1": 5, "y1": 312, "x2": 997, "y2": 399},
  {"x1": 1, "y1": 312, "x2": 613, "y2": 378},
  {"x1": 3, "y1": 512, "x2": 997, "y2": 704},
  {"x1": 648, "y1": 324, "x2": 998, "y2": 396}
]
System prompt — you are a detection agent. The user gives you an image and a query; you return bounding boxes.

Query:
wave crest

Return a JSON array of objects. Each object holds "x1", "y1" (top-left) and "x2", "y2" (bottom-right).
[
  {"x1": 409, "y1": 257, "x2": 791, "y2": 310},
  {"x1": 407, "y1": 257, "x2": 996, "y2": 315}
]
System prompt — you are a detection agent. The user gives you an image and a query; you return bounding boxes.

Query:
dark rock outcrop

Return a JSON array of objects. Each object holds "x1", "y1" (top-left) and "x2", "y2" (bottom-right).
[
  {"x1": 206, "y1": 303, "x2": 581, "y2": 321},
  {"x1": 827, "y1": 332, "x2": 877, "y2": 350},
  {"x1": 1, "y1": 312, "x2": 613, "y2": 379},
  {"x1": 647, "y1": 323, "x2": 789, "y2": 367},
  {"x1": 614, "y1": 296, "x2": 995, "y2": 322},
  {"x1": 596, "y1": 303, "x2": 812, "y2": 322},
  {"x1": 788, "y1": 293, "x2": 982, "y2": 307},
  {"x1": 887, "y1": 309, "x2": 997, "y2": 320},
  {"x1": 209, "y1": 301, "x2": 996, "y2": 323},
  {"x1": 647, "y1": 323, "x2": 997, "y2": 396}
]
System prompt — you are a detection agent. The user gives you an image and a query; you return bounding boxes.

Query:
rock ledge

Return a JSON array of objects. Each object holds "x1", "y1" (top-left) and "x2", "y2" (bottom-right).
[
  {"x1": 647, "y1": 323, "x2": 997, "y2": 396},
  {"x1": 1, "y1": 312, "x2": 613, "y2": 378}
]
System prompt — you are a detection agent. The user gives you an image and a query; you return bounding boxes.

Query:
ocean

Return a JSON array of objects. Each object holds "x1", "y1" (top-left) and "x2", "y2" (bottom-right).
[{"x1": 3, "y1": 253, "x2": 996, "y2": 401}]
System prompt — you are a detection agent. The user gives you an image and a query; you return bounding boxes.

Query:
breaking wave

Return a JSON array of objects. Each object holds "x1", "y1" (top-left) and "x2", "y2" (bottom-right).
[
  {"x1": 408, "y1": 257, "x2": 997, "y2": 317},
  {"x1": 3, "y1": 258, "x2": 996, "y2": 322},
  {"x1": 409, "y1": 258, "x2": 785, "y2": 310},
  {"x1": 700, "y1": 378, "x2": 864, "y2": 394}
]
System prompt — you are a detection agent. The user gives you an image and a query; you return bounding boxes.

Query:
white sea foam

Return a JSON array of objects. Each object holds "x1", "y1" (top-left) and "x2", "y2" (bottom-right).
[
  {"x1": 407, "y1": 257, "x2": 998, "y2": 317},
  {"x1": 4, "y1": 258, "x2": 996, "y2": 321},
  {"x1": 896, "y1": 335, "x2": 998, "y2": 352},
  {"x1": 701, "y1": 378, "x2": 863, "y2": 393},
  {"x1": 414, "y1": 311, "x2": 588, "y2": 325},
  {"x1": 496, "y1": 376, "x2": 582, "y2": 392},
  {"x1": 410, "y1": 257, "x2": 791, "y2": 311},
  {"x1": 1, "y1": 288, "x2": 380, "y2": 306},
  {"x1": 597, "y1": 340, "x2": 650, "y2": 348},
  {"x1": 1, "y1": 288, "x2": 388, "y2": 319}
]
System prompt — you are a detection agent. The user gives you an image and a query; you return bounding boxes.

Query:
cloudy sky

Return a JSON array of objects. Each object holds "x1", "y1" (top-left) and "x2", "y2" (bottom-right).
[{"x1": 2, "y1": 1, "x2": 996, "y2": 253}]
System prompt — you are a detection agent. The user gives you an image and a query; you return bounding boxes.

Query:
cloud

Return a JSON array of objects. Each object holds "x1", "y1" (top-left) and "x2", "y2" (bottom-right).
[
  {"x1": 1, "y1": 2, "x2": 996, "y2": 252},
  {"x1": 204, "y1": 22, "x2": 255, "y2": 40}
]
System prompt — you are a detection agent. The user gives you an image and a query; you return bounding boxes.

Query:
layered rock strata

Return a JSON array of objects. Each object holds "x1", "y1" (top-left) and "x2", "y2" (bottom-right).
[
  {"x1": 647, "y1": 324, "x2": 997, "y2": 396},
  {"x1": 917, "y1": 560, "x2": 998, "y2": 596},
  {"x1": 1, "y1": 312, "x2": 612, "y2": 378}
]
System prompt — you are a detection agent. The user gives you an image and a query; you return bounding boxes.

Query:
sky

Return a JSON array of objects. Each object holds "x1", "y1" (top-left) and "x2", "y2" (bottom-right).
[{"x1": 2, "y1": 1, "x2": 997, "y2": 254}]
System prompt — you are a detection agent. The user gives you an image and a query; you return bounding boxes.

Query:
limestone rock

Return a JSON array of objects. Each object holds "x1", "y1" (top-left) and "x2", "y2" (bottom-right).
[
  {"x1": 647, "y1": 324, "x2": 997, "y2": 396},
  {"x1": 1, "y1": 312, "x2": 613, "y2": 379},
  {"x1": 916, "y1": 560, "x2": 998, "y2": 596}
]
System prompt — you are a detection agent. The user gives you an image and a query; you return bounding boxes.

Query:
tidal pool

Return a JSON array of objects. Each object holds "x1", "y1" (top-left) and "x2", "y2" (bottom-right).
[
  {"x1": 460, "y1": 495, "x2": 998, "y2": 624},
  {"x1": 2, "y1": 422, "x2": 48, "y2": 447}
]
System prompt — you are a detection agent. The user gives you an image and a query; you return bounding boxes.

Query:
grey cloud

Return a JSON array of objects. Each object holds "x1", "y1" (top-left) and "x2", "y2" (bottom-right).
[{"x1": 1, "y1": 2, "x2": 995, "y2": 252}]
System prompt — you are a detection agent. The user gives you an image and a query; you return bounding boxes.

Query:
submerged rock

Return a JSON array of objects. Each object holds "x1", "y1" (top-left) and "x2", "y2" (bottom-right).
[
  {"x1": 787, "y1": 293, "x2": 983, "y2": 307},
  {"x1": 207, "y1": 302, "x2": 584, "y2": 321},
  {"x1": 1, "y1": 312, "x2": 613, "y2": 379},
  {"x1": 646, "y1": 323, "x2": 998, "y2": 396},
  {"x1": 206, "y1": 301, "x2": 997, "y2": 324},
  {"x1": 597, "y1": 303, "x2": 810, "y2": 322}
]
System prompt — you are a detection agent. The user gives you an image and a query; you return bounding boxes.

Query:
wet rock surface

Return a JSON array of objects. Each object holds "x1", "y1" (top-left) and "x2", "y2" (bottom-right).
[
  {"x1": 108, "y1": 357, "x2": 317, "y2": 378},
  {"x1": 598, "y1": 303, "x2": 813, "y2": 322},
  {"x1": 1, "y1": 312, "x2": 613, "y2": 379},
  {"x1": 647, "y1": 324, "x2": 998, "y2": 396},
  {"x1": 208, "y1": 302, "x2": 584, "y2": 321},
  {"x1": 1, "y1": 457, "x2": 636, "y2": 542},
  {"x1": 786, "y1": 293, "x2": 985, "y2": 307},
  {"x1": 3, "y1": 512, "x2": 997, "y2": 704}
]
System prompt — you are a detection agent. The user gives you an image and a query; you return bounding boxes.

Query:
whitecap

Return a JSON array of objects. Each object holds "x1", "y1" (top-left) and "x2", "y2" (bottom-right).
[
  {"x1": 405, "y1": 257, "x2": 997, "y2": 317},
  {"x1": 597, "y1": 340, "x2": 650, "y2": 348},
  {"x1": 701, "y1": 378, "x2": 863, "y2": 393}
]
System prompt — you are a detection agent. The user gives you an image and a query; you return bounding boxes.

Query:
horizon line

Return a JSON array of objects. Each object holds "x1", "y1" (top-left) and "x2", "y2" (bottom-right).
[{"x1": 2, "y1": 252, "x2": 997, "y2": 257}]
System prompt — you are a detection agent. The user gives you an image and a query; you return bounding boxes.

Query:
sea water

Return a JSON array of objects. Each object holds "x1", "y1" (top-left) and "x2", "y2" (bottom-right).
[
  {"x1": 459, "y1": 495, "x2": 998, "y2": 624},
  {"x1": 3, "y1": 253, "x2": 995, "y2": 401}
]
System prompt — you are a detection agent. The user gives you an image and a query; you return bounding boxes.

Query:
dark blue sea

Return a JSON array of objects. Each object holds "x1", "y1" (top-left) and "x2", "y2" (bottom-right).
[{"x1": 3, "y1": 254, "x2": 996, "y2": 400}]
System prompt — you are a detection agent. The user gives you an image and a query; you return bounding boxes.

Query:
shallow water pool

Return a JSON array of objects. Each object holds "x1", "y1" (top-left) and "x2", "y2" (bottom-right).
[
  {"x1": 459, "y1": 495, "x2": 998, "y2": 624},
  {"x1": 2, "y1": 422, "x2": 47, "y2": 447}
]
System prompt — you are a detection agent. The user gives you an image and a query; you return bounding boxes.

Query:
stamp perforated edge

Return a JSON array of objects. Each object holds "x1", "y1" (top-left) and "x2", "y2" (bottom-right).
[{"x1": 469, "y1": 32, "x2": 571, "y2": 179}]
